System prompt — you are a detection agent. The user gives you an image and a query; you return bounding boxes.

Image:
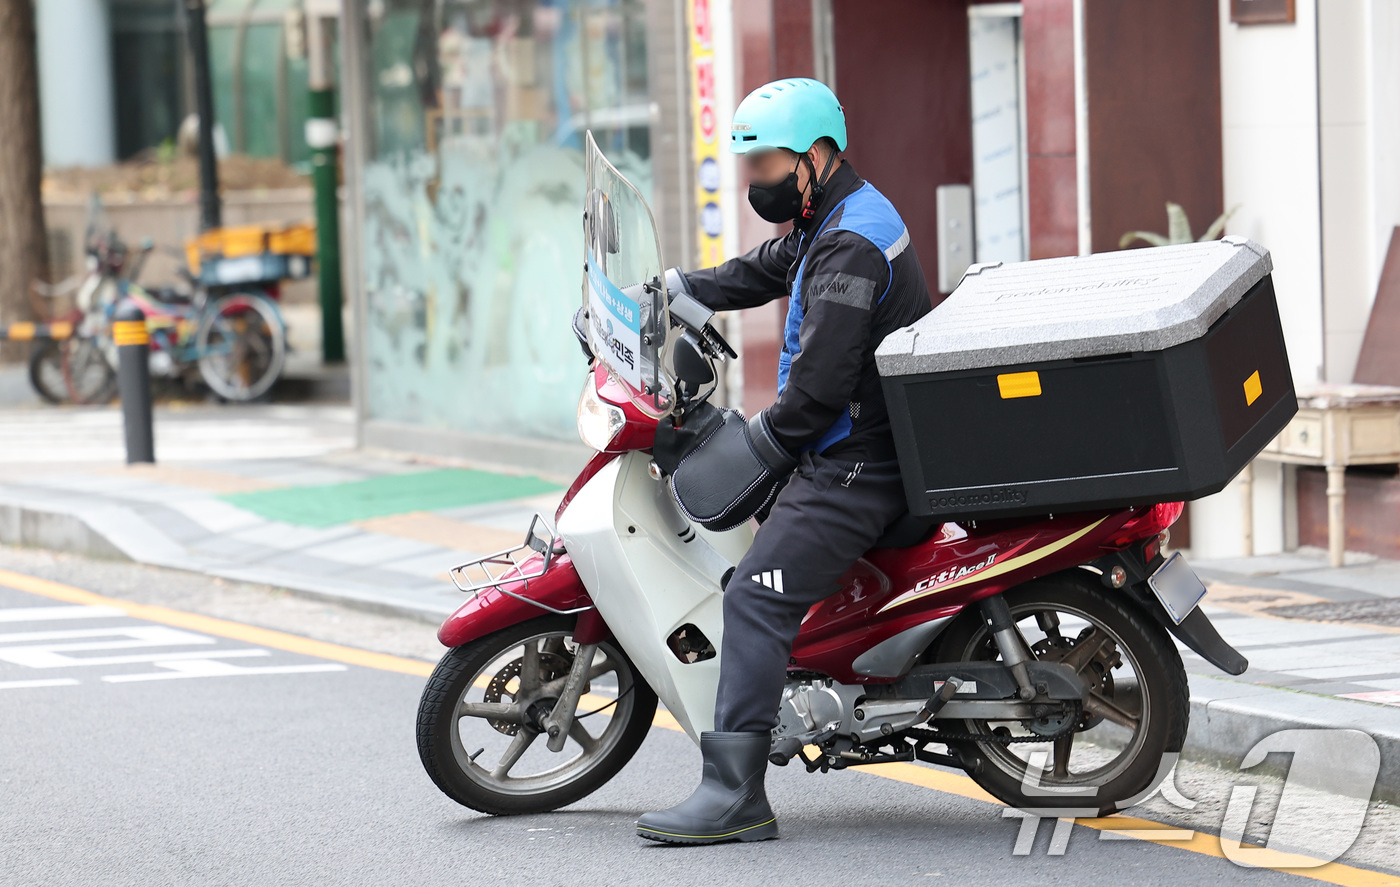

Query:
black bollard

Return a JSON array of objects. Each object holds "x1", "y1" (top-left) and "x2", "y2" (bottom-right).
[{"x1": 113, "y1": 300, "x2": 155, "y2": 463}]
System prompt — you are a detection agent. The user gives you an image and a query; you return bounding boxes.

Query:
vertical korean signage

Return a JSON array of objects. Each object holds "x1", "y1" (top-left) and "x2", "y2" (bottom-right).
[{"x1": 687, "y1": 0, "x2": 724, "y2": 268}]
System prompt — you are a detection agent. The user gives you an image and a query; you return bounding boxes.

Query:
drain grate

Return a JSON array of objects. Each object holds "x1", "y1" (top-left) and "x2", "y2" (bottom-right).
[{"x1": 1266, "y1": 598, "x2": 1400, "y2": 627}]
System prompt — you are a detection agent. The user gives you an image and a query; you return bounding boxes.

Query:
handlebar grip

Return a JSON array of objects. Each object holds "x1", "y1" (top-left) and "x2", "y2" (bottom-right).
[{"x1": 572, "y1": 306, "x2": 594, "y2": 361}]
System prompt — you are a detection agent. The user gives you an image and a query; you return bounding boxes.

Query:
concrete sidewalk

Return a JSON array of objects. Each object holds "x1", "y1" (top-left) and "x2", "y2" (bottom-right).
[
  {"x1": 3, "y1": 401, "x2": 1400, "y2": 798},
  {"x1": 0, "y1": 404, "x2": 562, "y2": 620}
]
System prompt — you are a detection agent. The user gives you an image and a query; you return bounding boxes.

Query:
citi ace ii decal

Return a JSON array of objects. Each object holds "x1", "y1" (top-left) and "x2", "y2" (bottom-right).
[{"x1": 911, "y1": 553, "x2": 997, "y2": 594}]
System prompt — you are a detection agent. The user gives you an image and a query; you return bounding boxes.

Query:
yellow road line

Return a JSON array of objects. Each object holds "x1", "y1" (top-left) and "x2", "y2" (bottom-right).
[
  {"x1": 2, "y1": 566, "x2": 1396, "y2": 883},
  {"x1": 860, "y1": 761, "x2": 1399, "y2": 885},
  {"x1": 1077, "y1": 817, "x2": 1400, "y2": 885},
  {"x1": 0, "y1": 568, "x2": 434, "y2": 678}
]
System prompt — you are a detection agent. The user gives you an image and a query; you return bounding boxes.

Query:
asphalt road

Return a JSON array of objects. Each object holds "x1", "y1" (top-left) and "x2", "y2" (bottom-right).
[{"x1": 1, "y1": 547, "x2": 1397, "y2": 887}]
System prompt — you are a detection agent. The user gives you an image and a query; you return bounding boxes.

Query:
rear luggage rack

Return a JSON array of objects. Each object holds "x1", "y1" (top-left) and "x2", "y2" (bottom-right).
[{"x1": 447, "y1": 514, "x2": 589, "y2": 615}]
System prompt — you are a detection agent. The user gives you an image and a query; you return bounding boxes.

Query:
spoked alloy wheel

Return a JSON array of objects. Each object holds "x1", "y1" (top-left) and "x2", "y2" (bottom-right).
[
  {"x1": 417, "y1": 615, "x2": 657, "y2": 815},
  {"x1": 934, "y1": 575, "x2": 1189, "y2": 815}
]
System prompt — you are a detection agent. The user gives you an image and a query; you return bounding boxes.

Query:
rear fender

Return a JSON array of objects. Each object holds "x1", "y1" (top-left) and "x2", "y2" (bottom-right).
[
  {"x1": 436, "y1": 553, "x2": 596, "y2": 648},
  {"x1": 1086, "y1": 548, "x2": 1249, "y2": 676}
]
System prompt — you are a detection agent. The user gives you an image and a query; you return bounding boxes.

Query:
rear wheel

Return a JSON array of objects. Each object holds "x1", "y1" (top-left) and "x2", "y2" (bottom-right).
[
  {"x1": 196, "y1": 292, "x2": 286, "y2": 401},
  {"x1": 933, "y1": 575, "x2": 1189, "y2": 815},
  {"x1": 417, "y1": 615, "x2": 657, "y2": 815}
]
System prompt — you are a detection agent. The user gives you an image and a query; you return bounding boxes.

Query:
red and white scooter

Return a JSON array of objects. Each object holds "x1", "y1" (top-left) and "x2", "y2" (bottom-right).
[{"x1": 416, "y1": 133, "x2": 1246, "y2": 818}]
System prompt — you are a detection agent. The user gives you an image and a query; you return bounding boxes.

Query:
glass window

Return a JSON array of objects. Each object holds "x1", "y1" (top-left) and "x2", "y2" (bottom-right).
[
  {"x1": 361, "y1": 0, "x2": 653, "y2": 441},
  {"x1": 968, "y1": 10, "x2": 1027, "y2": 265}
]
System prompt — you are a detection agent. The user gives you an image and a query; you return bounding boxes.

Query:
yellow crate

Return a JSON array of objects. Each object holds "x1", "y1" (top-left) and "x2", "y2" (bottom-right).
[
  {"x1": 185, "y1": 221, "x2": 316, "y2": 274},
  {"x1": 267, "y1": 223, "x2": 316, "y2": 257}
]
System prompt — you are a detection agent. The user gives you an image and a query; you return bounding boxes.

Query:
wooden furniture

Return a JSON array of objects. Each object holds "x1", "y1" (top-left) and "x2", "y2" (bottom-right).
[{"x1": 1254, "y1": 383, "x2": 1400, "y2": 566}]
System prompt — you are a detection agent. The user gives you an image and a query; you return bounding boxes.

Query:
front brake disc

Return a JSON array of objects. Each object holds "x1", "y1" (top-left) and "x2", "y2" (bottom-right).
[{"x1": 482, "y1": 652, "x2": 571, "y2": 735}]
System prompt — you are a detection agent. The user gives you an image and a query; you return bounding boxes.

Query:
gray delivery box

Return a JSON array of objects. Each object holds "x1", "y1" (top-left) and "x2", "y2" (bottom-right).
[{"x1": 875, "y1": 237, "x2": 1297, "y2": 519}]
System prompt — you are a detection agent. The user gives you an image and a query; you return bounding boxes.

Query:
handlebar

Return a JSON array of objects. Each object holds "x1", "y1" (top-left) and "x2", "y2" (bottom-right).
[
  {"x1": 126, "y1": 238, "x2": 156, "y2": 283},
  {"x1": 668, "y1": 291, "x2": 737, "y2": 361}
]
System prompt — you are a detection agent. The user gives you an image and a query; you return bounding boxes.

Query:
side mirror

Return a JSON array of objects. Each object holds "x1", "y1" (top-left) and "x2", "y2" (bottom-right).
[
  {"x1": 584, "y1": 188, "x2": 619, "y2": 256},
  {"x1": 673, "y1": 333, "x2": 715, "y2": 391}
]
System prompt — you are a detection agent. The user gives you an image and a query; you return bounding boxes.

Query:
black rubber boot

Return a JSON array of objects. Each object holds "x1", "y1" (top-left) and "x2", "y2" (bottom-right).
[{"x1": 636, "y1": 731, "x2": 778, "y2": 844}]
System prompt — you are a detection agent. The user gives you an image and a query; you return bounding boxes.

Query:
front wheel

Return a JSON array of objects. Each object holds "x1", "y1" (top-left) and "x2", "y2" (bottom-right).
[
  {"x1": 417, "y1": 615, "x2": 657, "y2": 815},
  {"x1": 28, "y1": 340, "x2": 68, "y2": 404},
  {"x1": 60, "y1": 336, "x2": 117, "y2": 404},
  {"x1": 933, "y1": 574, "x2": 1189, "y2": 816}
]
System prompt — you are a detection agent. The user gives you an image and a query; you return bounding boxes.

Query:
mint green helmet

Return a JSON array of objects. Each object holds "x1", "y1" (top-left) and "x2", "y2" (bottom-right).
[{"x1": 729, "y1": 78, "x2": 847, "y2": 155}]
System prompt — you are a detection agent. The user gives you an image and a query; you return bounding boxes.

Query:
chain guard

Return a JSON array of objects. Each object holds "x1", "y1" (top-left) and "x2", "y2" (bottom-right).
[{"x1": 909, "y1": 698, "x2": 1083, "y2": 746}]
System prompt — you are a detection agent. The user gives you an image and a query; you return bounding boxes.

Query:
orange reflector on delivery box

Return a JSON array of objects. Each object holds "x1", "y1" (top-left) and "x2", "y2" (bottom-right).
[
  {"x1": 1243, "y1": 370, "x2": 1262, "y2": 406},
  {"x1": 996, "y1": 371, "x2": 1042, "y2": 399}
]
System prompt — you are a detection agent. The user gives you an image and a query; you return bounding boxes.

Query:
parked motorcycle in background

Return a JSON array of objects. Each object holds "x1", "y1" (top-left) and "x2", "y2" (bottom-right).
[{"x1": 26, "y1": 194, "x2": 290, "y2": 405}]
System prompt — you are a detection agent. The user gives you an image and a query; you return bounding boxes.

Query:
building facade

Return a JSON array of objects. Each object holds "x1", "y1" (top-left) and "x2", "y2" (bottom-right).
[
  {"x1": 338, "y1": 0, "x2": 697, "y2": 471},
  {"x1": 37, "y1": 0, "x2": 319, "y2": 167},
  {"x1": 337, "y1": 0, "x2": 1400, "y2": 558}
]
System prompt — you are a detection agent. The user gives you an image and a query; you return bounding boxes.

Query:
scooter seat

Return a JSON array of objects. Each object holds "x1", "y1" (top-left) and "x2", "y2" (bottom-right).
[{"x1": 872, "y1": 511, "x2": 941, "y2": 549}]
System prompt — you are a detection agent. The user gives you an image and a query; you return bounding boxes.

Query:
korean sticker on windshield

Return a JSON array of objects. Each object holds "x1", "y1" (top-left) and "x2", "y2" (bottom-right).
[{"x1": 586, "y1": 255, "x2": 643, "y2": 389}]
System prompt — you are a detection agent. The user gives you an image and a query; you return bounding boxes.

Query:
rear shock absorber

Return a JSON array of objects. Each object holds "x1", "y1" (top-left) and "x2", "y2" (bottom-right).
[{"x1": 979, "y1": 595, "x2": 1039, "y2": 701}]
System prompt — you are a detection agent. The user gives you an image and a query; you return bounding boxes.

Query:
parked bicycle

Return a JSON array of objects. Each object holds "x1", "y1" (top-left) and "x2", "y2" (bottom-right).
[
  {"x1": 28, "y1": 211, "x2": 131, "y2": 404},
  {"x1": 30, "y1": 198, "x2": 293, "y2": 404}
]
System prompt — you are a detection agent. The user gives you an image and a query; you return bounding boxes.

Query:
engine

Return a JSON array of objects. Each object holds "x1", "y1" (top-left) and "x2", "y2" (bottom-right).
[{"x1": 771, "y1": 678, "x2": 930, "y2": 753}]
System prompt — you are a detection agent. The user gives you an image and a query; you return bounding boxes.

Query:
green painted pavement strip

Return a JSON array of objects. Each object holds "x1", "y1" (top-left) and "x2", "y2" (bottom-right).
[{"x1": 220, "y1": 468, "x2": 563, "y2": 528}]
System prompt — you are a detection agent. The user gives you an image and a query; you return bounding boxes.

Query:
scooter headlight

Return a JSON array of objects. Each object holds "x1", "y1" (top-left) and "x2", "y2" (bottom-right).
[{"x1": 577, "y1": 377, "x2": 625, "y2": 451}]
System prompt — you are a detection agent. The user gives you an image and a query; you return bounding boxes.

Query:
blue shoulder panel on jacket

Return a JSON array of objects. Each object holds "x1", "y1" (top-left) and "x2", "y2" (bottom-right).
[{"x1": 779, "y1": 183, "x2": 911, "y2": 454}]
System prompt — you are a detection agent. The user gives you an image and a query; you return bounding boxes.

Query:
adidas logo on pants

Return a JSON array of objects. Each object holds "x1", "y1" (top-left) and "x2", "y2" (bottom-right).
[{"x1": 750, "y1": 569, "x2": 784, "y2": 593}]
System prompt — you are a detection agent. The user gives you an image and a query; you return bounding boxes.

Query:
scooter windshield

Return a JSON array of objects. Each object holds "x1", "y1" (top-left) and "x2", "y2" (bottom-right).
[{"x1": 582, "y1": 131, "x2": 674, "y2": 413}]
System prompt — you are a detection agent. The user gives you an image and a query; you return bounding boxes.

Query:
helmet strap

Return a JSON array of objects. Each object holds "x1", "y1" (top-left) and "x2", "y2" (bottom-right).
[{"x1": 801, "y1": 149, "x2": 840, "y2": 221}]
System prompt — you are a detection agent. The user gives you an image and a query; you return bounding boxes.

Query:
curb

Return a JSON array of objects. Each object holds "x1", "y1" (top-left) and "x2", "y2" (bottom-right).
[
  {"x1": 4, "y1": 498, "x2": 1399, "y2": 802},
  {"x1": 1183, "y1": 674, "x2": 1400, "y2": 804},
  {"x1": 0, "y1": 502, "x2": 130, "y2": 562},
  {"x1": 0, "y1": 498, "x2": 454, "y2": 625}
]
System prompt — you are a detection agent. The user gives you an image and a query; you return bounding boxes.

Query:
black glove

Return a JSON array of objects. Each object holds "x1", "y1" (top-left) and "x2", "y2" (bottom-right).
[
  {"x1": 663, "y1": 266, "x2": 714, "y2": 334},
  {"x1": 748, "y1": 408, "x2": 797, "y2": 474},
  {"x1": 664, "y1": 266, "x2": 694, "y2": 301},
  {"x1": 658, "y1": 404, "x2": 797, "y2": 532}
]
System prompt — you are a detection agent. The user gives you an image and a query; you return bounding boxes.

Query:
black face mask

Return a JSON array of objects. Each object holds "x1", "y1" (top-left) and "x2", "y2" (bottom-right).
[{"x1": 746, "y1": 156, "x2": 806, "y2": 224}]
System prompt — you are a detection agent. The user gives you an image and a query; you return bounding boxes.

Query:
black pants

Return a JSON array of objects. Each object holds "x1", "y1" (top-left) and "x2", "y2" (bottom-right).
[{"x1": 713, "y1": 451, "x2": 909, "y2": 733}]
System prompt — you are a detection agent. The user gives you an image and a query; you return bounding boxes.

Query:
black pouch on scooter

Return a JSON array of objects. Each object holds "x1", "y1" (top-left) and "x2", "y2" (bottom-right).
[{"x1": 655, "y1": 403, "x2": 797, "y2": 532}]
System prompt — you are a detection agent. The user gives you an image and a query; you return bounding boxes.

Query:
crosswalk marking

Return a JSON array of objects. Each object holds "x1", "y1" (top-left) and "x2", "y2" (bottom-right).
[
  {"x1": 0, "y1": 626, "x2": 221, "y2": 668},
  {"x1": 0, "y1": 625, "x2": 211, "y2": 645},
  {"x1": 0, "y1": 406, "x2": 352, "y2": 463},
  {"x1": 7, "y1": 648, "x2": 271, "y2": 669},
  {"x1": 104, "y1": 661, "x2": 346, "y2": 683},
  {"x1": 0, "y1": 565, "x2": 425, "y2": 684},
  {"x1": 0, "y1": 598, "x2": 351, "y2": 687},
  {"x1": 0, "y1": 678, "x2": 81, "y2": 690},
  {"x1": 0, "y1": 606, "x2": 126, "y2": 623}
]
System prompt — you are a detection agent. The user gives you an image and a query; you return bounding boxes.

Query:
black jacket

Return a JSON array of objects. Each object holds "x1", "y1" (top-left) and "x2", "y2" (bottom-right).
[{"x1": 683, "y1": 162, "x2": 933, "y2": 462}]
